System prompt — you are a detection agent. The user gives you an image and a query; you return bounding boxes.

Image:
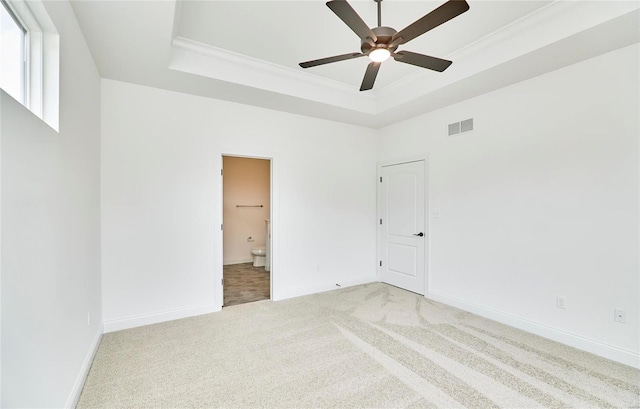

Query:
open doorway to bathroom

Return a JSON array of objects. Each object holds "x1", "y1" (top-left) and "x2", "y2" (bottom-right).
[{"x1": 222, "y1": 155, "x2": 271, "y2": 307}]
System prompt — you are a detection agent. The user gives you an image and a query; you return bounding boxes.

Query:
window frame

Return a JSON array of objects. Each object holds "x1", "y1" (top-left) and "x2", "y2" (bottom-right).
[
  {"x1": 1, "y1": 0, "x2": 28, "y2": 104},
  {"x1": 1, "y1": 0, "x2": 59, "y2": 131}
]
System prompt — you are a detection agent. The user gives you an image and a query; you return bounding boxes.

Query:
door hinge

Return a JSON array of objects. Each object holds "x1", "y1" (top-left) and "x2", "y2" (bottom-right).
[
  {"x1": 221, "y1": 169, "x2": 223, "y2": 176},
  {"x1": 379, "y1": 176, "x2": 382, "y2": 182},
  {"x1": 379, "y1": 260, "x2": 382, "y2": 267},
  {"x1": 379, "y1": 219, "x2": 382, "y2": 225},
  {"x1": 221, "y1": 278, "x2": 224, "y2": 285},
  {"x1": 221, "y1": 224, "x2": 223, "y2": 230}
]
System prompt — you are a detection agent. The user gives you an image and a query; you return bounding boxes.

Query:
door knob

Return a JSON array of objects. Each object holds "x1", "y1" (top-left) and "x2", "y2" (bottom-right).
[{"x1": 413, "y1": 232, "x2": 424, "y2": 237}]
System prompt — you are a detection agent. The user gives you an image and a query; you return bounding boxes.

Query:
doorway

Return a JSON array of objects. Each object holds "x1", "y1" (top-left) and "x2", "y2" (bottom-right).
[
  {"x1": 377, "y1": 160, "x2": 427, "y2": 295},
  {"x1": 222, "y1": 155, "x2": 272, "y2": 307}
]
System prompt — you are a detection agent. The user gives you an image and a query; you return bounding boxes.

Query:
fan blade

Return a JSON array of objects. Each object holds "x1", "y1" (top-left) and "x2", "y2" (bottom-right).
[
  {"x1": 299, "y1": 52, "x2": 365, "y2": 68},
  {"x1": 326, "y1": 0, "x2": 377, "y2": 42},
  {"x1": 360, "y1": 62, "x2": 381, "y2": 91},
  {"x1": 392, "y1": 0, "x2": 469, "y2": 45},
  {"x1": 393, "y1": 51, "x2": 452, "y2": 72}
]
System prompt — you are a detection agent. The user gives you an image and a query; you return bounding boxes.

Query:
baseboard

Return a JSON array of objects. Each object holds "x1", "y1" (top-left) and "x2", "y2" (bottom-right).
[
  {"x1": 103, "y1": 303, "x2": 221, "y2": 333},
  {"x1": 223, "y1": 258, "x2": 254, "y2": 266},
  {"x1": 427, "y1": 290, "x2": 640, "y2": 369},
  {"x1": 273, "y1": 275, "x2": 376, "y2": 301},
  {"x1": 65, "y1": 323, "x2": 103, "y2": 409}
]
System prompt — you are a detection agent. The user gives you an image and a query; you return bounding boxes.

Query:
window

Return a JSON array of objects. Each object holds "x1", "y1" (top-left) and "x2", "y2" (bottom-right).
[
  {"x1": 0, "y1": 0, "x2": 59, "y2": 131},
  {"x1": 0, "y1": 0, "x2": 26, "y2": 104}
]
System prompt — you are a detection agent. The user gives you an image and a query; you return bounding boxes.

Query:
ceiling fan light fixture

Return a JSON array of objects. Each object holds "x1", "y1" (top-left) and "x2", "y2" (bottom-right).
[{"x1": 369, "y1": 48, "x2": 390, "y2": 62}]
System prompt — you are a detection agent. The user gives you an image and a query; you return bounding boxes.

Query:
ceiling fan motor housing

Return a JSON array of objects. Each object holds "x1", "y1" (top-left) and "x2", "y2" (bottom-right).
[{"x1": 360, "y1": 26, "x2": 398, "y2": 54}]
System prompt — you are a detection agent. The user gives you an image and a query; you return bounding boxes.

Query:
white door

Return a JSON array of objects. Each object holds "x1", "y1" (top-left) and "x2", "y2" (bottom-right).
[{"x1": 379, "y1": 160, "x2": 426, "y2": 295}]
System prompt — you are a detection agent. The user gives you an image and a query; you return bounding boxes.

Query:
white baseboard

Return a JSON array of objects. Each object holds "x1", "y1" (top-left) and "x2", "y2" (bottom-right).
[
  {"x1": 103, "y1": 303, "x2": 221, "y2": 333},
  {"x1": 223, "y1": 258, "x2": 254, "y2": 266},
  {"x1": 273, "y1": 275, "x2": 376, "y2": 301},
  {"x1": 427, "y1": 290, "x2": 640, "y2": 369},
  {"x1": 65, "y1": 324, "x2": 103, "y2": 409}
]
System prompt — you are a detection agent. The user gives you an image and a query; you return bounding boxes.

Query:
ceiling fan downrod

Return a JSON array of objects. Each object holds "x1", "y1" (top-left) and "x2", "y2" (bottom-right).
[{"x1": 376, "y1": 0, "x2": 382, "y2": 27}]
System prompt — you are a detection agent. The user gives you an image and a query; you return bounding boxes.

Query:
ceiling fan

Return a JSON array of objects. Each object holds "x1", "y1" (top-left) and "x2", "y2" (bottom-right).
[{"x1": 299, "y1": 0, "x2": 470, "y2": 91}]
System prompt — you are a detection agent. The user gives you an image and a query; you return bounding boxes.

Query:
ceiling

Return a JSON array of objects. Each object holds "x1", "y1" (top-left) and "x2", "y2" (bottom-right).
[
  {"x1": 176, "y1": 1, "x2": 551, "y2": 89},
  {"x1": 70, "y1": 0, "x2": 639, "y2": 128}
]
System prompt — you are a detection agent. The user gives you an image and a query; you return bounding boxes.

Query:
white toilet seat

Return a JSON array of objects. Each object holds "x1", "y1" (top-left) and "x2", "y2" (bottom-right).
[{"x1": 251, "y1": 247, "x2": 266, "y2": 256}]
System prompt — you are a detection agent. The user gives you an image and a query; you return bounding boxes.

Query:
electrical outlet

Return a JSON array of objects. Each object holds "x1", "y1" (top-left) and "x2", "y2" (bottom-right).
[
  {"x1": 556, "y1": 296, "x2": 567, "y2": 309},
  {"x1": 614, "y1": 309, "x2": 627, "y2": 324}
]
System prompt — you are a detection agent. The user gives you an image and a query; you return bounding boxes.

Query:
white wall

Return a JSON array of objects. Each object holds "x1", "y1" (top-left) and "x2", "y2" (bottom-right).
[
  {"x1": 0, "y1": 1, "x2": 102, "y2": 407},
  {"x1": 378, "y1": 44, "x2": 639, "y2": 366},
  {"x1": 100, "y1": 79, "x2": 378, "y2": 330},
  {"x1": 223, "y1": 156, "x2": 270, "y2": 265}
]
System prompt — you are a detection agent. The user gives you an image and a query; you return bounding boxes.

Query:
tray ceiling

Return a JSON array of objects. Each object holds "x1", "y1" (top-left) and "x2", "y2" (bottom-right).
[{"x1": 71, "y1": 0, "x2": 640, "y2": 128}]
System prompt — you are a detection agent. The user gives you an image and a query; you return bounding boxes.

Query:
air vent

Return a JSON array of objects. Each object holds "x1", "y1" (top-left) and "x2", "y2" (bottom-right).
[
  {"x1": 461, "y1": 118, "x2": 474, "y2": 132},
  {"x1": 448, "y1": 122, "x2": 460, "y2": 136},
  {"x1": 448, "y1": 118, "x2": 474, "y2": 136}
]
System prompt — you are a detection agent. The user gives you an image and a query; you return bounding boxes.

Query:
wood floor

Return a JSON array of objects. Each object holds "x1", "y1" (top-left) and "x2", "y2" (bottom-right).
[{"x1": 223, "y1": 262, "x2": 270, "y2": 307}]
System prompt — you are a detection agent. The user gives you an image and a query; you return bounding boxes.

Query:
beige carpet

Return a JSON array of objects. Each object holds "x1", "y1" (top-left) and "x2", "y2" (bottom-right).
[{"x1": 77, "y1": 283, "x2": 639, "y2": 408}]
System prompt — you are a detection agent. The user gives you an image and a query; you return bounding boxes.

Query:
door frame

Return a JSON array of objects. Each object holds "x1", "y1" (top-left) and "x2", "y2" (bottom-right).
[
  {"x1": 376, "y1": 156, "x2": 429, "y2": 296},
  {"x1": 214, "y1": 150, "x2": 278, "y2": 309}
]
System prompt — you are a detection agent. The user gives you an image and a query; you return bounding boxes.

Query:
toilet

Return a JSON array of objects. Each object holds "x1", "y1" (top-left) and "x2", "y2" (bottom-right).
[{"x1": 251, "y1": 246, "x2": 266, "y2": 267}]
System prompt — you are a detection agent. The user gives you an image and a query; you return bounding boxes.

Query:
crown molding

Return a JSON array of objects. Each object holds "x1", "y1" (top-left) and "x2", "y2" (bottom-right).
[
  {"x1": 451, "y1": 0, "x2": 590, "y2": 62},
  {"x1": 378, "y1": 0, "x2": 595, "y2": 96},
  {"x1": 170, "y1": 36, "x2": 377, "y2": 114}
]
